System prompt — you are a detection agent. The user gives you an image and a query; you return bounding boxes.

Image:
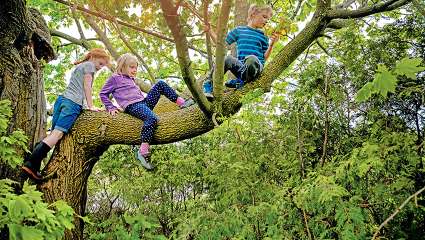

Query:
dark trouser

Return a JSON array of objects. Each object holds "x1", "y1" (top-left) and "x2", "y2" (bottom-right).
[
  {"x1": 203, "y1": 55, "x2": 263, "y2": 93},
  {"x1": 224, "y1": 55, "x2": 263, "y2": 83},
  {"x1": 125, "y1": 80, "x2": 179, "y2": 143}
]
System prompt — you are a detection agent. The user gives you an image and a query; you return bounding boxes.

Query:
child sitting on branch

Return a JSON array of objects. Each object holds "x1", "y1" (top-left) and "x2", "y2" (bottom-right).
[
  {"x1": 99, "y1": 53, "x2": 194, "y2": 170},
  {"x1": 22, "y1": 48, "x2": 111, "y2": 180},
  {"x1": 203, "y1": 4, "x2": 280, "y2": 98}
]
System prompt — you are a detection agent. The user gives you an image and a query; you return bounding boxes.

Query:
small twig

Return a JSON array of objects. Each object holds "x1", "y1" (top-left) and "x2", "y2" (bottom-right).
[
  {"x1": 372, "y1": 186, "x2": 425, "y2": 240},
  {"x1": 112, "y1": 20, "x2": 157, "y2": 83},
  {"x1": 303, "y1": 209, "x2": 313, "y2": 240},
  {"x1": 212, "y1": 112, "x2": 220, "y2": 127},
  {"x1": 51, "y1": 0, "x2": 207, "y2": 55}
]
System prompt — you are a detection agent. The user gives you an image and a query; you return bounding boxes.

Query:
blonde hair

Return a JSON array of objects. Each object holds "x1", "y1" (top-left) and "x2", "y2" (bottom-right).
[
  {"x1": 115, "y1": 53, "x2": 138, "y2": 75},
  {"x1": 73, "y1": 48, "x2": 110, "y2": 65},
  {"x1": 247, "y1": 4, "x2": 273, "y2": 21}
]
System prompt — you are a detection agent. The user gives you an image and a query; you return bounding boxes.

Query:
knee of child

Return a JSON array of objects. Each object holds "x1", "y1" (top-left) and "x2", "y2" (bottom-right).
[
  {"x1": 245, "y1": 55, "x2": 259, "y2": 66},
  {"x1": 52, "y1": 129, "x2": 64, "y2": 139},
  {"x1": 145, "y1": 116, "x2": 159, "y2": 127},
  {"x1": 224, "y1": 55, "x2": 234, "y2": 66},
  {"x1": 157, "y1": 79, "x2": 166, "y2": 87}
]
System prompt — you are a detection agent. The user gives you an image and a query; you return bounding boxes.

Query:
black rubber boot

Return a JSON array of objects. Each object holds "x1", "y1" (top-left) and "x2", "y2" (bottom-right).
[{"x1": 21, "y1": 141, "x2": 51, "y2": 180}]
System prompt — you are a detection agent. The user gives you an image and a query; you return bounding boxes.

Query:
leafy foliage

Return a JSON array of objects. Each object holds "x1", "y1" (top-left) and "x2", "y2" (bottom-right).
[
  {"x1": 1, "y1": 181, "x2": 75, "y2": 240},
  {"x1": 0, "y1": 100, "x2": 28, "y2": 168},
  {"x1": 356, "y1": 58, "x2": 425, "y2": 102},
  {"x1": 82, "y1": 8, "x2": 425, "y2": 240},
  {"x1": 0, "y1": 101, "x2": 75, "y2": 240}
]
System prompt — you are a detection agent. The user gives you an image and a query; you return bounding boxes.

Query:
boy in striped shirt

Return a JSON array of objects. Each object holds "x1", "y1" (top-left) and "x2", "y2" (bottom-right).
[{"x1": 203, "y1": 4, "x2": 279, "y2": 97}]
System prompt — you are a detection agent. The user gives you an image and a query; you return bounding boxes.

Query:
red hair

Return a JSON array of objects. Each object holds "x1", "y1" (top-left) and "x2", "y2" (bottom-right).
[{"x1": 73, "y1": 48, "x2": 110, "y2": 65}]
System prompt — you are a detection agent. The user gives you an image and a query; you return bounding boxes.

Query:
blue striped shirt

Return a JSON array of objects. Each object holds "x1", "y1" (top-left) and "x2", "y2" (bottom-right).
[{"x1": 226, "y1": 26, "x2": 269, "y2": 65}]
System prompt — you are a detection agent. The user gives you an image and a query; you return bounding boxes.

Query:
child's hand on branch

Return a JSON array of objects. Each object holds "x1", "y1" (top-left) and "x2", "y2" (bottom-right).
[
  {"x1": 88, "y1": 106, "x2": 102, "y2": 112},
  {"x1": 108, "y1": 109, "x2": 119, "y2": 116},
  {"x1": 270, "y1": 32, "x2": 280, "y2": 45}
]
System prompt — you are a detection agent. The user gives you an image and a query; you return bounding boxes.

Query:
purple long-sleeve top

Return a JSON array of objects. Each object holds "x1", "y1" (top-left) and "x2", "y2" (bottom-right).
[{"x1": 99, "y1": 74, "x2": 146, "y2": 111}]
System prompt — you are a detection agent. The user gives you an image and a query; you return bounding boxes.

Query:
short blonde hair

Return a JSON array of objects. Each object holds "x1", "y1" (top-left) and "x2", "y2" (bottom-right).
[
  {"x1": 115, "y1": 53, "x2": 138, "y2": 75},
  {"x1": 247, "y1": 4, "x2": 273, "y2": 21}
]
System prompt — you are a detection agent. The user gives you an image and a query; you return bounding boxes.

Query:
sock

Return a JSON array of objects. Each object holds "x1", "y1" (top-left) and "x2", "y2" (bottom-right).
[
  {"x1": 25, "y1": 141, "x2": 51, "y2": 171},
  {"x1": 176, "y1": 97, "x2": 185, "y2": 107},
  {"x1": 139, "y1": 143, "x2": 150, "y2": 157}
]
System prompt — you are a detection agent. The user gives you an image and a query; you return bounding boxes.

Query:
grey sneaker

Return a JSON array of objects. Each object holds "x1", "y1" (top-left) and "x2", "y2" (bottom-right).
[
  {"x1": 134, "y1": 148, "x2": 155, "y2": 171},
  {"x1": 180, "y1": 98, "x2": 195, "y2": 109}
]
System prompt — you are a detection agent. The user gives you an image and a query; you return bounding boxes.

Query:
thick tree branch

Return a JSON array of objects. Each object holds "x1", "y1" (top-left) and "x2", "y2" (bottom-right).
[
  {"x1": 51, "y1": 0, "x2": 207, "y2": 55},
  {"x1": 326, "y1": 19, "x2": 350, "y2": 29},
  {"x1": 328, "y1": 0, "x2": 412, "y2": 19},
  {"x1": 50, "y1": 29, "x2": 97, "y2": 49},
  {"x1": 212, "y1": 0, "x2": 232, "y2": 108},
  {"x1": 112, "y1": 22, "x2": 157, "y2": 84},
  {"x1": 160, "y1": 0, "x2": 212, "y2": 115}
]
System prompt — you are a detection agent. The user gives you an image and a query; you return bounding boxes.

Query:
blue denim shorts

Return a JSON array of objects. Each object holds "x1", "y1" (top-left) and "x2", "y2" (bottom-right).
[{"x1": 51, "y1": 96, "x2": 82, "y2": 133}]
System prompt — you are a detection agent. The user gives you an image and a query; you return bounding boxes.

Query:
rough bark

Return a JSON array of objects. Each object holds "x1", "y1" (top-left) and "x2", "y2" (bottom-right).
[{"x1": 0, "y1": 1, "x2": 49, "y2": 180}]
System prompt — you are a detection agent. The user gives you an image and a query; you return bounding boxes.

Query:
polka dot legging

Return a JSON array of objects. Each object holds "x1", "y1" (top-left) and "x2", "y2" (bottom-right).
[{"x1": 125, "y1": 80, "x2": 179, "y2": 143}]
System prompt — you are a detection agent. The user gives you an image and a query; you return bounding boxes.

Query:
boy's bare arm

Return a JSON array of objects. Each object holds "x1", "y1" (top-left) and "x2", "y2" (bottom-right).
[{"x1": 265, "y1": 33, "x2": 280, "y2": 60}]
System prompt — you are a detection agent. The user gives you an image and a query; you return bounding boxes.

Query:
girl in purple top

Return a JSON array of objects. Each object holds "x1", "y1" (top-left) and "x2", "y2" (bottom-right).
[{"x1": 100, "y1": 53, "x2": 194, "y2": 170}]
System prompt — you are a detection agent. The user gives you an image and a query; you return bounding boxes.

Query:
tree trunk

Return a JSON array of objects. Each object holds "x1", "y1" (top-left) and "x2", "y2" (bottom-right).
[
  {"x1": 40, "y1": 134, "x2": 107, "y2": 239},
  {"x1": 0, "y1": 0, "x2": 48, "y2": 181}
]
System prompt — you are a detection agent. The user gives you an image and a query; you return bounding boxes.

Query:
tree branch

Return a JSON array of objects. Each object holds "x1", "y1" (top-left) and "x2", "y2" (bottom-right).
[
  {"x1": 328, "y1": 0, "x2": 412, "y2": 19},
  {"x1": 334, "y1": 0, "x2": 356, "y2": 9},
  {"x1": 50, "y1": 29, "x2": 97, "y2": 49},
  {"x1": 212, "y1": 0, "x2": 232, "y2": 108},
  {"x1": 51, "y1": 0, "x2": 207, "y2": 55},
  {"x1": 159, "y1": 0, "x2": 212, "y2": 116},
  {"x1": 326, "y1": 19, "x2": 350, "y2": 29},
  {"x1": 203, "y1": 0, "x2": 214, "y2": 69},
  {"x1": 291, "y1": 0, "x2": 304, "y2": 20},
  {"x1": 112, "y1": 21, "x2": 157, "y2": 84},
  {"x1": 83, "y1": 14, "x2": 119, "y2": 60},
  {"x1": 70, "y1": 4, "x2": 90, "y2": 49},
  {"x1": 372, "y1": 186, "x2": 425, "y2": 240}
]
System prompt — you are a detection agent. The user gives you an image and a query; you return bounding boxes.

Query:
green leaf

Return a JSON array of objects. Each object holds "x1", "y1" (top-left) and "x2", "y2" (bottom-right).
[
  {"x1": 9, "y1": 197, "x2": 32, "y2": 221},
  {"x1": 373, "y1": 65, "x2": 397, "y2": 97},
  {"x1": 22, "y1": 181, "x2": 43, "y2": 202},
  {"x1": 8, "y1": 224, "x2": 44, "y2": 240},
  {"x1": 57, "y1": 215, "x2": 75, "y2": 230},
  {"x1": 34, "y1": 202, "x2": 54, "y2": 222},
  {"x1": 394, "y1": 57, "x2": 425, "y2": 80},
  {"x1": 355, "y1": 82, "x2": 373, "y2": 102},
  {"x1": 53, "y1": 200, "x2": 74, "y2": 216}
]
